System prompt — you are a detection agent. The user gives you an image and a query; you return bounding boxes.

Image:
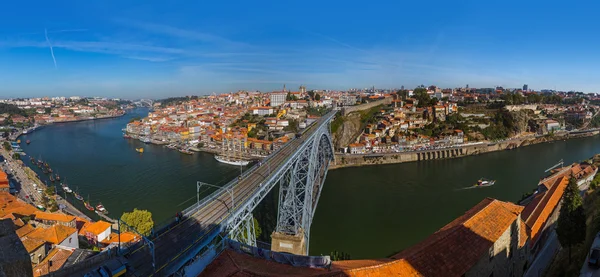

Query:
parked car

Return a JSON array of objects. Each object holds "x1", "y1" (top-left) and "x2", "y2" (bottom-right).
[{"x1": 589, "y1": 248, "x2": 600, "y2": 267}]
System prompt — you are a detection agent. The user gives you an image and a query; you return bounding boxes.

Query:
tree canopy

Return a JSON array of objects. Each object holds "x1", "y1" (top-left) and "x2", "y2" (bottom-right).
[
  {"x1": 121, "y1": 209, "x2": 154, "y2": 237},
  {"x1": 413, "y1": 88, "x2": 438, "y2": 107},
  {"x1": 556, "y1": 177, "x2": 586, "y2": 262},
  {"x1": 0, "y1": 103, "x2": 27, "y2": 117}
]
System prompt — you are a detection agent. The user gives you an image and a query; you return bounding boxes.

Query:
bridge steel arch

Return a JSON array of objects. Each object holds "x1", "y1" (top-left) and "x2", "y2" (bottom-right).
[
  {"x1": 221, "y1": 112, "x2": 336, "y2": 255},
  {"x1": 275, "y1": 130, "x2": 334, "y2": 254}
]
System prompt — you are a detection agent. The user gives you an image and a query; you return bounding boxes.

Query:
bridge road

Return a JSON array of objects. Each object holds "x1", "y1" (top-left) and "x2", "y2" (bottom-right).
[{"x1": 126, "y1": 113, "x2": 333, "y2": 276}]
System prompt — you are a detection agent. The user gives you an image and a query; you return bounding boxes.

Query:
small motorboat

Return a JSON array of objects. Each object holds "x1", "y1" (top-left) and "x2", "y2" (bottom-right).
[
  {"x1": 63, "y1": 186, "x2": 72, "y2": 193},
  {"x1": 96, "y1": 203, "x2": 108, "y2": 214},
  {"x1": 471, "y1": 178, "x2": 496, "y2": 188},
  {"x1": 136, "y1": 148, "x2": 144, "y2": 153},
  {"x1": 26, "y1": 140, "x2": 31, "y2": 144},
  {"x1": 459, "y1": 178, "x2": 496, "y2": 190}
]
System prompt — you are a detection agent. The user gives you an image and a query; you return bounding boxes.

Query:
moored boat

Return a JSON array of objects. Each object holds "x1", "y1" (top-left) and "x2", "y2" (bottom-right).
[
  {"x1": 74, "y1": 188, "x2": 84, "y2": 201},
  {"x1": 84, "y1": 195, "x2": 94, "y2": 211},
  {"x1": 26, "y1": 140, "x2": 31, "y2": 144},
  {"x1": 136, "y1": 148, "x2": 144, "y2": 153},
  {"x1": 84, "y1": 201, "x2": 94, "y2": 211},
  {"x1": 55, "y1": 174, "x2": 60, "y2": 181},
  {"x1": 179, "y1": 148, "x2": 193, "y2": 155},
  {"x1": 49, "y1": 175, "x2": 55, "y2": 182},
  {"x1": 214, "y1": 155, "x2": 250, "y2": 166},
  {"x1": 96, "y1": 203, "x2": 108, "y2": 214},
  {"x1": 123, "y1": 134, "x2": 131, "y2": 139}
]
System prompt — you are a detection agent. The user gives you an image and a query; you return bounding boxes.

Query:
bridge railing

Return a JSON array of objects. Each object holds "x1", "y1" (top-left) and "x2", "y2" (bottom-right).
[{"x1": 181, "y1": 136, "x2": 297, "y2": 218}]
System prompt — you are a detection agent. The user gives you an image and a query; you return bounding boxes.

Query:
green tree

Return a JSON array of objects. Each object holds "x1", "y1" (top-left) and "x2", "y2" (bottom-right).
[
  {"x1": 121, "y1": 209, "x2": 154, "y2": 237},
  {"x1": 11, "y1": 153, "x2": 20, "y2": 160},
  {"x1": 44, "y1": 107, "x2": 52, "y2": 114},
  {"x1": 2, "y1": 141, "x2": 11, "y2": 151},
  {"x1": 314, "y1": 93, "x2": 321, "y2": 101},
  {"x1": 329, "y1": 250, "x2": 351, "y2": 261},
  {"x1": 556, "y1": 177, "x2": 586, "y2": 262},
  {"x1": 413, "y1": 88, "x2": 437, "y2": 107},
  {"x1": 234, "y1": 217, "x2": 262, "y2": 243},
  {"x1": 396, "y1": 89, "x2": 409, "y2": 100},
  {"x1": 197, "y1": 142, "x2": 204, "y2": 148}
]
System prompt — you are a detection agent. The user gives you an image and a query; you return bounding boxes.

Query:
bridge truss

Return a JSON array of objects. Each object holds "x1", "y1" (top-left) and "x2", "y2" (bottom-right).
[{"x1": 223, "y1": 112, "x2": 335, "y2": 253}]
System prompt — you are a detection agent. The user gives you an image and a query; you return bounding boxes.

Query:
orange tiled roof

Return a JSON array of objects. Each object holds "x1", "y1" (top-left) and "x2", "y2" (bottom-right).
[
  {"x1": 33, "y1": 248, "x2": 74, "y2": 277},
  {"x1": 101, "y1": 232, "x2": 140, "y2": 244},
  {"x1": 16, "y1": 224, "x2": 35, "y2": 238},
  {"x1": 20, "y1": 236, "x2": 45, "y2": 253},
  {"x1": 82, "y1": 221, "x2": 111, "y2": 236},
  {"x1": 0, "y1": 192, "x2": 37, "y2": 218},
  {"x1": 391, "y1": 198, "x2": 523, "y2": 277},
  {"x1": 523, "y1": 176, "x2": 569, "y2": 245},
  {"x1": 200, "y1": 249, "x2": 423, "y2": 277},
  {"x1": 27, "y1": 224, "x2": 76, "y2": 245},
  {"x1": 34, "y1": 211, "x2": 76, "y2": 223}
]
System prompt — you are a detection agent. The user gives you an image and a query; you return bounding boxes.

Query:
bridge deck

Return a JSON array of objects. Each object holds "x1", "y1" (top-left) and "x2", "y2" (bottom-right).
[{"x1": 126, "y1": 111, "x2": 336, "y2": 276}]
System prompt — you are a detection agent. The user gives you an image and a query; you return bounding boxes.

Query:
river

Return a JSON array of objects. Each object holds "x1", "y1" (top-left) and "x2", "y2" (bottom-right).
[{"x1": 16, "y1": 108, "x2": 600, "y2": 259}]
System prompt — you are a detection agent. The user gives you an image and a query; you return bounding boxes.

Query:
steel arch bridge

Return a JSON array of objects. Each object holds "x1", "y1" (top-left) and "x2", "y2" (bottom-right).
[
  {"x1": 227, "y1": 116, "x2": 335, "y2": 253},
  {"x1": 121, "y1": 111, "x2": 338, "y2": 277}
]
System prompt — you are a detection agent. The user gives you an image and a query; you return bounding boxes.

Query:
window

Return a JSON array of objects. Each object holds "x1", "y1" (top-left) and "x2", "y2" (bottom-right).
[{"x1": 69, "y1": 237, "x2": 72, "y2": 244}]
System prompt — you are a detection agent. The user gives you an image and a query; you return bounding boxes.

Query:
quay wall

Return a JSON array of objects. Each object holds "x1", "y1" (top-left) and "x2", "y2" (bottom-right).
[
  {"x1": 330, "y1": 131, "x2": 599, "y2": 169},
  {"x1": 342, "y1": 97, "x2": 392, "y2": 116}
]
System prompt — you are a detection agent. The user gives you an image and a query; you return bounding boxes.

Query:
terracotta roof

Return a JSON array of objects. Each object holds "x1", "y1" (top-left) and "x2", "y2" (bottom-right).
[
  {"x1": 82, "y1": 221, "x2": 111, "y2": 236},
  {"x1": 200, "y1": 249, "x2": 423, "y2": 277},
  {"x1": 101, "y1": 232, "x2": 139, "y2": 244},
  {"x1": 27, "y1": 224, "x2": 76, "y2": 245},
  {"x1": 390, "y1": 198, "x2": 523, "y2": 277},
  {"x1": 34, "y1": 211, "x2": 76, "y2": 223},
  {"x1": 20, "y1": 236, "x2": 45, "y2": 253},
  {"x1": 16, "y1": 224, "x2": 35, "y2": 238},
  {"x1": 523, "y1": 176, "x2": 569, "y2": 246},
  {"x1": 33, "y1": 248, "x2": 74, "y2": 277},
  {"x1": 0, "y1": 192, "x2": 37, "y2": 218}
]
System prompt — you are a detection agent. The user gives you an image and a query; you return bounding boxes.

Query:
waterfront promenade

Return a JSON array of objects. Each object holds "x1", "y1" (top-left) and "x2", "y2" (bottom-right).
[{"x1": 0, "y1": 148, "x2": 92, "y2": 221}]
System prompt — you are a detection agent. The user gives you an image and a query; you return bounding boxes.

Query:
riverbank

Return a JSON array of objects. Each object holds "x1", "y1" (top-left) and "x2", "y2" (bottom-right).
[
  {"x1": 0, "y1": 148, "x2": 93, "y2": 221},
  {"x1": 12, "y1": 111, "x2": 126, "y2": 141},
  {"x1": 330, "y1": 129, "x2": 600, "y2": 170}
]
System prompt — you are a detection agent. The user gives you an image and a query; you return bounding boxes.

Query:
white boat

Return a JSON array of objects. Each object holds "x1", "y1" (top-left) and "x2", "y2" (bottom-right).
[
  {"x1": 215, "y1": 155, "x2": 250, "y2": 166},
  {"x1": 63, "y1": 186, "x2": 72, "y2": 193}
]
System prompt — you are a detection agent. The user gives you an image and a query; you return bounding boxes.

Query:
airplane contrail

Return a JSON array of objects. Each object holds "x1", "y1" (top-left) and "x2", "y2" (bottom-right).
[{"x1": 44, "y1": 28, "x2": 57, "y2": 69}]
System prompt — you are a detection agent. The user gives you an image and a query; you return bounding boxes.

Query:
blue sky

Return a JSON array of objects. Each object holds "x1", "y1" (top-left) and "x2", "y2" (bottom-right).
[{"x1": 1, "y1": 0, "x2": 599, "y2": 99}]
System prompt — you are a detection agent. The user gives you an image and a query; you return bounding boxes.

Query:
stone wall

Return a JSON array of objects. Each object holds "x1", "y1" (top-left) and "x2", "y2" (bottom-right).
[
  {"x1": 0, "y1": 219, "x2": 33, "y2": 277},
  {"x1": 466, "y1": 217, "x2": 527, "y2": 277},
  {"x1": 331, "y1": 143, "x2": 491, "y2": 169},
  {"x1": 341, "y1": 97, "x2": 392, "y2": 116}
]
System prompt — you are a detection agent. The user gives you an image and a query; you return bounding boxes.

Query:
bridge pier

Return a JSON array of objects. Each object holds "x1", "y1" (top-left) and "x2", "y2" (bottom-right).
[{"x1": 271, "y1": 228, "x2": 307, "y2": 255}]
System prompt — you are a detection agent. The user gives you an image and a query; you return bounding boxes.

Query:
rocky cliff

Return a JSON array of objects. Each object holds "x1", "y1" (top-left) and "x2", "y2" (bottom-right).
[{"x1": 332, "y1": 112, "x2": 362, "y2": 149}]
